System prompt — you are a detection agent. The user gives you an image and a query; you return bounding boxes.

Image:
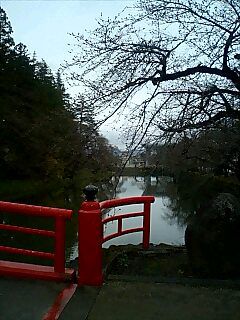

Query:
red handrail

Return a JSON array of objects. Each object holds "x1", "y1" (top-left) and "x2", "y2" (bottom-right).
[
  {"x1": 0, "y1": 201, "x2": 72, "y2": 218},
  {"x1": 0, "y1": 201, "x2": 73, "y2": 279},
  {"x1": 101, "y1": 196, "x2": 155, "y2": 249},
  {"x1": 0, "y1": 224, "x2": 55, "y2": 237},
  {"x1": 100, "y1": 196, "x2": 155, "y2": 209}
]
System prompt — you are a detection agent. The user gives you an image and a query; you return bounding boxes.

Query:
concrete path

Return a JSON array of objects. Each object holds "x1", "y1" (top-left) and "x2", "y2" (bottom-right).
[
  {"x1": 1, "y1": 277, "x2": 240, "y2": 320},
  {"x1": 86, "y1": 281, "x2": 240, "y2": 320},
  {"x1": 0, "y1": 277, "x2": 66, "y2": 320},
  {"x1": 59, "y1": 286, "x2": 100, "y2": 320},
  {"x1": 0, "y1": 277, "x2": 99, "y2": 320}
]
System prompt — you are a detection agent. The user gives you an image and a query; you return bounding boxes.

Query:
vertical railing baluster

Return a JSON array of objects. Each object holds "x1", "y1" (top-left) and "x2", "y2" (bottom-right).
[
  {"x1": 143, "y1": 201, "x2": 151, "y2": 250},
  {"x1": 118, "y1": 218, "x2": 122, "y2": 235},
  {"x1": 54, "y1": 216, "x2": 65, "y2": 273}
]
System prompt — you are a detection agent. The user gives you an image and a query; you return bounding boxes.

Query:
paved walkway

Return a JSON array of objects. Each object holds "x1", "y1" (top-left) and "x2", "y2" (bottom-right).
[
  {"x1": 84, "y1": 281, "x2": 240, "y2": 320},
  {"x1": 0, "y1": 277, "x2": 66, "y2": 320},
  {"x1": 1, "y1": 276, "x2": 240, "y2": 320}
]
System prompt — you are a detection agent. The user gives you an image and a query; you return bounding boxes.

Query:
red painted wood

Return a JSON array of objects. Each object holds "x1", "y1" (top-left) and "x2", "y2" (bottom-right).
[
  {"x1": 0, "y1": 195, "x2": 154, "y2": 287},
  {"x1": 143, "y1": 202, "x2": 151, "y2": 250},
  {"x1": 78, "y1": 195, "x2": 155, "y2": 286},
  {"x1": 0, "y1": 245, "x2": 54, "y2": 259},
  {"x1": 118, "y1": 218, "x2": 122, "y2": 234},
  {"x1": 0, "y1": 223, "x2": 55, "y2": 237},
  {"x1": 78, "y1": 201, "x2": 103, "y2": 286},
  {"x1": 102, "y1": 211, "x2": 144, "y2": 224},
  {"x1": 103, "y1": 227, "x2": 144, "y2": 243},
  {"x1": 101, "y1": 196, "x2": 155, "y2": 249},
  {"x1": 42, "y1": 283, "x2": 77, "y2": 320},
  {"x1": 0, "y1": 201, "x2": 72, "y2": 218},
  {"x1": 54, "y1": 217, "x2": 65, "y2": 273},
  {"x1": 100, "y1": 196, "x2": 155, "y2": 209},
  {"x1": 0, "y1": 260, "x2": 75, "y2": 282},
  {"x1": 0, "y1": 201, "x2": 72, "y2": 281}
]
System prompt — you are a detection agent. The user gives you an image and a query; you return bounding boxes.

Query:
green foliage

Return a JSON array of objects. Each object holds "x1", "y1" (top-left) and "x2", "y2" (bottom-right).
[
  {"x1": 0, "y1": 179, "x2": 46, "y2": 202},
  {"x1": 0, "y1": 7, "x2": 14, "y2": 50},
  {"x1": 0, "y1": 8, "x2": 118, "y2": 202}
]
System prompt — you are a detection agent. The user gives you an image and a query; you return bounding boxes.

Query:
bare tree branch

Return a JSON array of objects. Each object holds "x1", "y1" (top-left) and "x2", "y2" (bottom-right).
[{"x1": 66, "y1": 0, "x2": 240, "y2": 146}]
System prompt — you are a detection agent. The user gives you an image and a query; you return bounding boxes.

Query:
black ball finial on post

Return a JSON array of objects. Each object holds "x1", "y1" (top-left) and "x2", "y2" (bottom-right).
[{"x1": 83, "y1": 185, "x2": 98, "y2": 201}]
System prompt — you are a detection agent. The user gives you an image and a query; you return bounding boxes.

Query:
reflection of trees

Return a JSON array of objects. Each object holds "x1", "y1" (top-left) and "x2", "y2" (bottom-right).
[
  {"x1": 113, "y1": 177, "x2": 125, "y2": 196},
  {"x1": 160, "y1": 178, "x2": 197, "y2": 227},
  {"x1": 162, "y1": 197, "x2": 194, "y2": 227},
  {"x1": 141, "y1": 176, "x2": 190, "y2": 226},
  {"x1": 140, "y1": 173, "x2": 240, "y2": 228},
  {"x1": 96, "y1": 176, "x2": 124, "y2": 200}
]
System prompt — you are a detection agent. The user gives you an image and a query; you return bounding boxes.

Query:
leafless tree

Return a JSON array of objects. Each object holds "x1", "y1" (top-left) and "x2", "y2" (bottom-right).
[{"x1": 67, "y1": 0, "x2": 240, "y2": 146}]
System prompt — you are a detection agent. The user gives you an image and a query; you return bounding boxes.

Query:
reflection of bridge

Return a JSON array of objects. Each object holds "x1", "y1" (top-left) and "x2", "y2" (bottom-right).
[
  {"x1": 141, "y1": 176, "x2": 174, "y2": 197},
  {"x1": 122, "y1": 166, "x2": 173, "y2": 178}
]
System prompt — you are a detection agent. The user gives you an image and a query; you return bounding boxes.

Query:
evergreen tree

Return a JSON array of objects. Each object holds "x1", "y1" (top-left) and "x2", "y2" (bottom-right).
[
  {"x1": 0, "y1": 7, "x2": 14, "y2": 51},
  {"x1": 74, "y1": 95, "x2": 96, "y2": 137},
  {"x1": 0, "y1": 8, "x2": 118, "y2": 191}
]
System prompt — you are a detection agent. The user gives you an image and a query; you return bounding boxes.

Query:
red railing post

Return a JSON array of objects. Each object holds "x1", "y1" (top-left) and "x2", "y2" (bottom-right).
[
  {"x1": 143, "y1": 201, "x2": 151, "y2": 250},
  {"x1": 78, "y1": 185, "x2": 103, "y2": 286},
  {"x1": 54, "y1": 216, "x2": 66, "y2": 273}
]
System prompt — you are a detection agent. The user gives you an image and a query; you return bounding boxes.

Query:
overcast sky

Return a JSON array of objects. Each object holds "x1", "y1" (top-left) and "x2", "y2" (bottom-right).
[{"x1": 1, "y1": 0, "x2": 134, "y2": 149}]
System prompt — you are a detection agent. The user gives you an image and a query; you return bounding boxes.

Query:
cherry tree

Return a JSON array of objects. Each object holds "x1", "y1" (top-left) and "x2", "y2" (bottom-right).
[{"x1": 67, "y1": 0, "x2": 240, "y2": 146}]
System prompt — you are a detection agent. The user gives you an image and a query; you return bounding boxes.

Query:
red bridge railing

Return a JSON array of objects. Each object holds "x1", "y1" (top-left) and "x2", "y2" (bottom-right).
[
  {"x1": 0, "y1": 185, "x2": 155, "y2": 286},
  {"x1": 78, "y1": 186, "x2": 155, "y2": 286},
  {"x1": 101, "y1": 196, "x2": 155, "y2": 249},
  {"x1": 0, "y1": 201, "x2": 75, "y2": 281}
]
